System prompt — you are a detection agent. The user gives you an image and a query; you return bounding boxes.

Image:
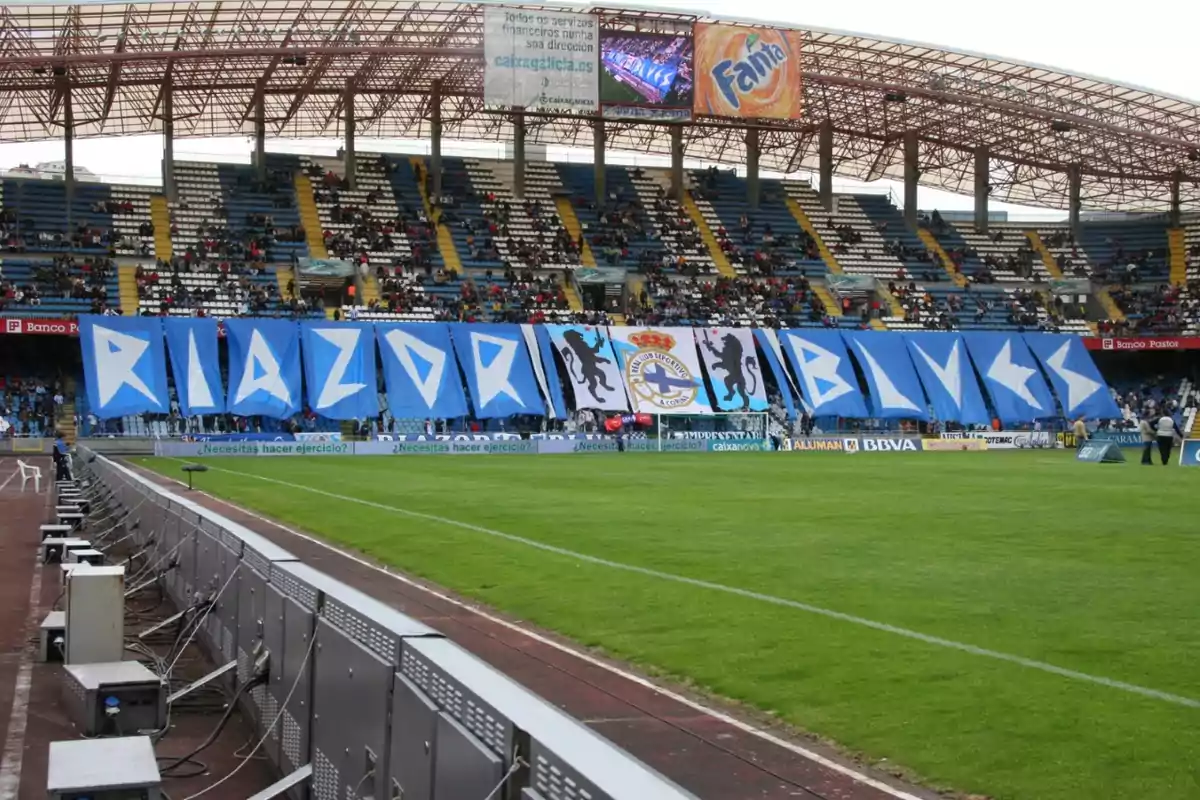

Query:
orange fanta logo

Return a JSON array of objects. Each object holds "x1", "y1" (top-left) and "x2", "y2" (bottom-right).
[{"x1": 695, "y1": 24, "x2": 803, "y2": 120}]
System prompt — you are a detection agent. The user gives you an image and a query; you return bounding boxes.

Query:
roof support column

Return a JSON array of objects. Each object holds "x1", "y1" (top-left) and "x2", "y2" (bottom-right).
[
  {"x1": 253, "y1": 86, "x2": 266, "y2": 184},
  {"x1": 670, "y1": 124, "x2": 684, "y2": 202},
  {"x1": 593, "y1": 118, "x2": 606, "y2": 208},
  {"x1": 973, "y1": 145, "x2": 989, "y2": 233},
  {"x1": 162, "y1": 75, "x2": 176, "y2": 204},
  {"x1": 513, "y1": 107, "x2": 526, "y2": 200},
  {"x1": 746, "y1": 127, "x2": 761, "y2": 210},
  {"x1": 430, "y1": 80, "x2": 443, "y2": 205},
  {"x1": 818, "y1": 119, "x2": 833, "y2": 211},
  {"x1": 62, "y1": 74, "x2": 75, "y2": 226},
  {"x1": 1068, "y1": 164, "x2": 1082, "y2": 240},
  {"x1": 903, "y1": 130, "x2": 919, "y2": 228},
  {"x1": 343, "y1": 79, "x2": 356, "y2": 191},
  {"x1": 1169, "y1": 170, "x2": 1182, "y2": 228}
]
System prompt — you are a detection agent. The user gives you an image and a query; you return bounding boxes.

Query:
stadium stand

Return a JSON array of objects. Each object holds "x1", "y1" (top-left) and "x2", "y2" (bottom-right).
[{"x1": 1, "y1": 176, "x2": 155, "y2": 257}]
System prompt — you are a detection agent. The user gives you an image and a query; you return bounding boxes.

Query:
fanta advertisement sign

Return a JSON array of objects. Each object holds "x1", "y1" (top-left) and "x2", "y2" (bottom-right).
[{"x1": 694, "y1": 23, "x2": 803, "y2": 120}]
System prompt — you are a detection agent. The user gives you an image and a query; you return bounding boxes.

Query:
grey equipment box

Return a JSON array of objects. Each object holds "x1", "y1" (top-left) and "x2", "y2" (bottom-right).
[
  {"x1": 69, "y1": 549, "x2": 105, "y2": 566},
  {"x1": 62, "y1": 662, "x2": 166, "y2": 737},
  {"x1": 43, "y1": 538, "x2": 90, "y2": 564},
  {"x1": 47, "y1": 735, "x2": 162, "y2": 800},
  {"x1": 41, "y1": 524, "x2": 74, "y2": 541},
  {"x1": 40, "y1": 611, "x2": 66, "y2": 663}
]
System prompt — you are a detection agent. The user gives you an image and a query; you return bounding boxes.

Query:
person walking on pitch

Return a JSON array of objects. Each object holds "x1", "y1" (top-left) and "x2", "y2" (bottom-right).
[
  {"x1": 1139, "y1": 417, "x2": 1156, "y2": 465},
  {"x1": 1154, "y1": 413, "x2": 1184, "y2": 465}
]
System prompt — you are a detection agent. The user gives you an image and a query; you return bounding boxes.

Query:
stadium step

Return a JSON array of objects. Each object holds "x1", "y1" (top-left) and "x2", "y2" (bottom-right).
[
  {"x1": 813, "y1": 282, "x2": 843, "y2": 316},
  {"x1": 609, "y1": 312, "x2": 627, "y2": 325},
  {"x1": 868, "y1": 318, "x2": 887, "y2": 330},
  {"x1": 293, "y1": 173, "x2": 329, "y2": 259},
  {"x1": 411, "y1": 157, "x2": 464, "y2": 274},
  {"x1": 1168, "y1": 228, "x2": 1187, "y2": 285},
  {"x1": 1024, "y1": 230, "x2": 1064, "y2": 278},
  {"x1": 58, "y1": 401, "x2": 76, "y2": 443},
  {"x1": 275, "y1": 266, "x2": 297, "y2": 301},
  {"x1": 877, "y1": 283, "x2": 905, "y2": 317},
  {"x1": 149, "y1": 194, "x2": 172, "y2": 261},
  {"x1": 325, "y1": 305, "x2": 338, "y2": 320},
  {"x1": 915, "y1": 228, "x2": 969, "y2": 286},
  {"x1": 783, "y1": 197, "x2": 843, "y2": 274},
  {"x1": 117, "y1": 266, "x2": 139, "y2": 316},
  {"x1": 360, "y1": 272, "x2": 381, "y2": 305},
  {"x1": 553, "y1": 196, "x2": 597, "y2": 269},
  {"x1": 1095, "y1": 286, "x2": 1126, "y2": 323},
  {"x1": 681, "y1": 194, "x2": 736, "y2": 277},
  {"x1": 561, "y1": 280, "x2": 584, "y2": 312}
]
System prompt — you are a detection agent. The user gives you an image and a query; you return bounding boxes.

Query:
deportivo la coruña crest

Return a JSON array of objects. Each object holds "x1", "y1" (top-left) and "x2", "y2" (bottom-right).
[{"x1": 624, "y1": 330, "x2": 698, "y2": 410}]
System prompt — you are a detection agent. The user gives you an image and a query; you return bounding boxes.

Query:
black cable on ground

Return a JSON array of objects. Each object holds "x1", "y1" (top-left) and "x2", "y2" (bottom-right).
[{"x1": 157, "y1": 676, "x2": 262, "y2": 779}]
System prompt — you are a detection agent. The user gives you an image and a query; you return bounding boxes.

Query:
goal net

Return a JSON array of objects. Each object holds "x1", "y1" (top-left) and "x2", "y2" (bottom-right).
[{"x1": 655, "y1": 412, "x2": 770, "y2": 442}]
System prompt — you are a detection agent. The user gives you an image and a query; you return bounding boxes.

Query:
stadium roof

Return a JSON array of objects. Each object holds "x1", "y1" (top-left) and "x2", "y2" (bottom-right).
[{"x1": 2, "y1": 0, "x2": 1199, "y2": 212}]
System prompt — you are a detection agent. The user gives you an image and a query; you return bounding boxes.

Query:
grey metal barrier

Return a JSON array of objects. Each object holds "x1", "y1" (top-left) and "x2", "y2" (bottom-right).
[{"x1": 77, "y1": 447, "x2": 697, "y2": 800}]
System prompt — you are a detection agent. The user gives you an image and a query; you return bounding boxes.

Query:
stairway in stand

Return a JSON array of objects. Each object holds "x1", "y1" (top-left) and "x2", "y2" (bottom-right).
[
  {"x1": 812, "y1": 282, "x2": 843, "y2": 318},
  {"x1": 150, "y1": 195, "x2": 173, "y2": 262},
  {"x1": 784, "y1": 197, "x2": 843, "y2": 275},
  {"x1": 1168, "y1": 228, "x2": 1187, "y2": 285},
  {"x1": 117, "y1": 266, "x2": 139, "y2": 316},
  {"x1": 1024, "y1": 231, "x2": 1064, "y2": 279},
  {"x1": 275, "y1": 266, "x2": 297, "y2": 301},
  {"x1": 58, "y1": 401, "x2": 77, "y2": 443},
  {"x1": 680, "y1": 194, "x2": 736, "y2": 278},
  {"x1": 553, "y1": 196, "x2": 597, "y2": 269},
  {"x1": 411, "y1": 157, "x2": 464, "y2": 274},
  {"x1": 293, "y1": 174, "x2": 328, "y2": 259},
  {"x1": 1095, "y1": 286, "x2": 1126, "y2": 323},
  {"x1": 915, "y1": 228, "x2": 969, "y2": 287},
  {"x1": 561, "y1": 281, "x2": 584, "y2": 312}
]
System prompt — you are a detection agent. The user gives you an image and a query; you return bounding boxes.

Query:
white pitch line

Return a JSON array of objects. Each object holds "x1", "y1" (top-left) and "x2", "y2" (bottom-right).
[
  {"x1": 162, "y1": 460, "x2": 1200, "y2": 712},
  {"x1": 0, "y1": 470, "x2": 19, "y2": 494},
  {"x1": 0, "y1": 477, "x2": 49, "y2": 798}
]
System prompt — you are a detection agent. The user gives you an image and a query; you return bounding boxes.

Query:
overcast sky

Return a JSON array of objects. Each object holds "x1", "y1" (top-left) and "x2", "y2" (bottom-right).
[{"x1": 1, "y1": 0, "x2": 1194, "y2": 218}]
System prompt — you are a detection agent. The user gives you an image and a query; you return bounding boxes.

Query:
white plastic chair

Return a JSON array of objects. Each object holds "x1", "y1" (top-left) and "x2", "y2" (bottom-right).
[{"x1": 17, "y1": 460, "x2": 41, "y2": 493}]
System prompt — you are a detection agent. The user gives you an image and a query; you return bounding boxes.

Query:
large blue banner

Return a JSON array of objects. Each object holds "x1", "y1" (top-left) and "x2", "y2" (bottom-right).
[
  {"x1": 778, "y1": 330, "x2": 868, "y2": 418},
  {"x1": 1022, "y1": 333, "x2": 1122, "y2": 419},
  {"x1": 225, "y1": 318, "x2": 302, "y2": 419},
  {"x1": 753, "y1": 329, "x2": 798, "y2": 420},
  {"x1": 449, "y1": 323, "x2": 546, "y2": 418},
  {"x1": 163, "y1": 318, "x2": 224, "y2": 416},
  {"x1": 962, "y1": 332, "x2": 1055, "y2": 424},
  {"x1": 902, "y1": 332, "x2": 990, "y2": 425},
  {"x1": 300, "y1": 322, "x2": 378, "y2": 421},
  {"x1": 79, "y1": 315, "x2": 170, "y2": 419},
  {"x1": 376, "y1": 323, "x2": 469, "y2": 420},
  {"x1": 527, "y1": 324, "x2": 569, "y2": 419},
  {"x1": 841, "y1": 331, "x2": 928, "y2": 420}
]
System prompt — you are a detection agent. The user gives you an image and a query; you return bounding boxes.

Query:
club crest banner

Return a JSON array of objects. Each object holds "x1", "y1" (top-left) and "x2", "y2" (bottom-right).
[
  {"x1": 300, "y1": 322, "x2": 378, "y2": 421},
  {"x1": 694, "y1": 327, "x2": 768, "y2": 412},
  {"x1": 225, "y1": 318, "x2": 302, "y2": 420},
  {"x1": 163, "y1": 318, "x2": 224, "y2": 416},
  {"x1": 449, "y1": 323, "x2": 546, "y2": 418},
  {"x1": 79, "y1": 315, "x2": 169, "y2": 419},
  {"x1": 545, "y1": 324, "x2": 629, "y2": 411},
  {"x1": 375, "y1": 323, "x2": 469, "y2": 420},
  {"x1": 609, "y1": 327, "x2": 713, "y2": 415}
]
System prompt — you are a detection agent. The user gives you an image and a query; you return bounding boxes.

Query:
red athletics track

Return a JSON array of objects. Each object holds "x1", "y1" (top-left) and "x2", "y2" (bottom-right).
[{"x1": 126, "y1": 461, "x2": 939, "y2": 800}]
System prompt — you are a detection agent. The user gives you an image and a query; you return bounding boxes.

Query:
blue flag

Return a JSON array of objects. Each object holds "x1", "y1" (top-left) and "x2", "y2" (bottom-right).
[
  {"x1": 1022, "y1": 333, "x2": 1122, "y2": 419},
  {"x1": 225, "y1": 318, "x2": 302, "y2": 419},
  {"x1": 902, "y1": 332, "x2": 990, "y2": 425},
  {"x1": 841, "y1": 330, "x2": 929, "y2": 420},
  {"x1": 962, "y1": 332, "x2": 1055, "y2": 424},
  {"x1": 78, "y1": 315, "x2": 169, "y2": 419},
  {"x1": 449, "y1": 323, "x2": 546, "y2": 418},
  {"x1": 753, "y1": 329, "x2": 797, "y2": 420},
  {"x1": 526, "y1": 324, "x2": 568, "y2": 419},
  {"x1": 778, "y1": 329, "x2": 868, "y2": 417},
  {"x1": 375, "y1": 323, "x2": 469, "y2": 420},
  {"x1": 300, "y1": 322, "x2": 378, "y2": 421},
  {"x1": 163, "y1": 318, "x2": 224, "y2": 416}
]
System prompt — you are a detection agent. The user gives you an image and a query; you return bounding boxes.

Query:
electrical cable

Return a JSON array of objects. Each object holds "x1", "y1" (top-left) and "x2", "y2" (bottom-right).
[
  {"x1": 158, "y1": 677, "x2": 261, "y2": 778},
  {"x1": 165, "y1": 563, "x2": 239, "y2": 679},
  {"x1": 481, "y1": 757, "x2": 526, "y2": 800},
  {"x1": 178, "y1": 630, "x2": 318, "y2": 800}
]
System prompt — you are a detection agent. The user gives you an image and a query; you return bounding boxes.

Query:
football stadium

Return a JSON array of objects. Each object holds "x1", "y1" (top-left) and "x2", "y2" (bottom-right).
[{"x1": 0, "y1": 2, "x2": 1197, "y2": 800}]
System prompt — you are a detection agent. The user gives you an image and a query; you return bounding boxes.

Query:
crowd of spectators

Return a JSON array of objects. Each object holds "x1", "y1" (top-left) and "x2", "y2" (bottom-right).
[
  {"x1": 1105, "y1": 283, "x2": 1200, "y2": 335},
  {"x1": 716, "y1": 212, "x2": 816, "y2": 277},
  {"x1": 134, "y1": 258, "x2": 301, "y2": 318},
  {"x1": 890, "y1": 281, "x2": 957, "y2": 330},
  {"x1": 0, "y1": 376, "x2": 65, "y2": 438},
  {"x1": 626, "y1": 274, "x2": 831, "y2": 328},
  {"x1": 1, "y1": 207, "x2": 147, "y2": 256},
  {"x1": 0, "y1": 255, "x2": 120, "y2": 315},
  {"x1": 312, "y1": 168, "x2": 439, "y2": 271},
  {"x1": 356, "y1": 265, "x2": 575, "y2": 325}
]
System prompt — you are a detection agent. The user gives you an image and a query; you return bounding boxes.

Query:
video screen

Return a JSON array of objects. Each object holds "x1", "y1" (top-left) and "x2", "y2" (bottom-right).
[{"x1": 599, "y1": 30, "x2": 693, "y2": 120}]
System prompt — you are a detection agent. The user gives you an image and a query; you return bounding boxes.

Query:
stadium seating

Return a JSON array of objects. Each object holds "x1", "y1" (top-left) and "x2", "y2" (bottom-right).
[
  {"x1": 1, "y1": 177, "x2": 155, "y2": 257},
  {"x1": 0, "y1": 255, "x2": 122, "y2": 317}
]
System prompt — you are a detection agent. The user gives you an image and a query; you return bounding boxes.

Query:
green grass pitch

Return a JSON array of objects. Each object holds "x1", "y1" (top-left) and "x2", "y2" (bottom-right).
[{"x1": 134, "y1": 451, "x2": 1200, "y2": 800}]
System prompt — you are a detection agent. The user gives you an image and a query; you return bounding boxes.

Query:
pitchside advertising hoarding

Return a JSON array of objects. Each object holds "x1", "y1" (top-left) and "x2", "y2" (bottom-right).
[
  {"x1": 1178, "y1": 439, "x2": 1200, "y2": 467},
  {"x1": 599, "y1": 29, "x2": 694, "y2": 121},
  {"x1": 693, "y1": 23, "x2": 803, "y2": 120},
  {"x1": 483, "y1": 7, "x2": 599, "y2": 113}
]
